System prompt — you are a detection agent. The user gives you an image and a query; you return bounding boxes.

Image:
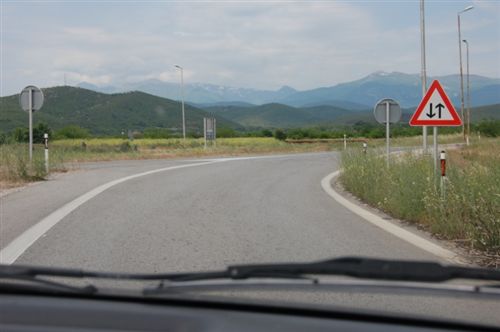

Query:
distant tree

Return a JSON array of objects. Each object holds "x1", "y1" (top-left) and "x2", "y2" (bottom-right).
[
  {"x1": 0, "y1": 131, "x2": 7, "y2": 145},
  {"x1": 11, "y1": 123, "x2": 52, "y2": 143},
  {"x1": 274, "y1": 129, "x2": 287, "y2": 141},
  {"x1": 261, "y1": 129, "x2": 273, "y2": 137},
  {"x1": 33, "y1": 123, "x2": 52, "y2": 143},
  {"x1": 217, "y1": 127, "x2": 237, "y2": 138},
  {"x1": 477, "y1": 120, "x2": 500, "y2": 137},
  {"x1": 54, "y1": 125, "x2": 90, "y2": 139},
  {"x1": 143, "y1": 128, "x2": 172, "y2": 139},
  {"x1": 13, "y1": 127, "x2": 29, "y2": 143},
  {"x1": 367, "y1": 128, "x2": 385, "y2": 139}
]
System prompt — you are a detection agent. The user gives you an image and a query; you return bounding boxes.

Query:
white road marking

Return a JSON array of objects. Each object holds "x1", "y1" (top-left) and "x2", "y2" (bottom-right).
[
  {"x1": 321, "y1": 171, "x2": 464, "y2": 264},
  {"x1": 0, "y1": 161, "x2": 219, "y2": 264},
  {"x1": 0, "y1": 152, "x2": 331, "y2": 265}
]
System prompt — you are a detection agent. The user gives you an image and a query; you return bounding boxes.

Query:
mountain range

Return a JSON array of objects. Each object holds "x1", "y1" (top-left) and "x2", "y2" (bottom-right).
[
  {"x1": 0, "y1": 86, "x2": 239, "y2": 135},
  {"x1": 204, "y1": 103, "x2": 500, "y2": 129},
  {"x1": 77, "y1": 71, "x2": 500, "y2": 109},
  {"x1": 1, "y1": 86, "x2": 498, "y2": 134}
]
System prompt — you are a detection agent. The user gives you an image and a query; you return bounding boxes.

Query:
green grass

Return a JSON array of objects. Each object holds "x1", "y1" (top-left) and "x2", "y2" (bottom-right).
[
  {"x1": 340, "y1": 137, "x2": 500, "y2": 258},
  {"x1": 1, "y1": 137, "x2": 337, "y2": 187}
]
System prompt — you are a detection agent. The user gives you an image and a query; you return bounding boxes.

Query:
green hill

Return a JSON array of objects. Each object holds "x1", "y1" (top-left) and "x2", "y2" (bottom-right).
[
  {"x1": 206, "y1": 102, "x2": 499, "y2": 129},
  {"x1": 0, "y1": 86, "x2": 240, "y2": 135},
  {"x1": 469, "y1": 103, "x2": 500, "y2": 122},
  {"x1": 206, "y1": 103, "x2": 361, "y2": 128}
]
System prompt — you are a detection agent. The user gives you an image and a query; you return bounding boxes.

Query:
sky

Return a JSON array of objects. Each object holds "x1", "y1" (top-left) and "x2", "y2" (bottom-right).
[{"x1": 1, "y1": 0, "x2": 499, "y2": 96}]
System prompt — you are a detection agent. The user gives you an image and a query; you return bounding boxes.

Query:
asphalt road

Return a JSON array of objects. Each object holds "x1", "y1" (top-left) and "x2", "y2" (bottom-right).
[{"x1": 1, "y1": 152, "x2": 498, "y2": 325}]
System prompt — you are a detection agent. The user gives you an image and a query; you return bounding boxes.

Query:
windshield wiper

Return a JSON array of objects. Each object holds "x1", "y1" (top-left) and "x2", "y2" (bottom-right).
[
  {"x1": 1, "y1": 257, "x2": 499, "y2": 294},
  {"x1": 224, "y1": 257, "x2": 500, "y2": 282}
]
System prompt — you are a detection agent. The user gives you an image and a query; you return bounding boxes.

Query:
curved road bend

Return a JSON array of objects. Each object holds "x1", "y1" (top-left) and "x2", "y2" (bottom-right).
[{"x1": 2, "y1": 152, "x2": 498, "y2": 324}]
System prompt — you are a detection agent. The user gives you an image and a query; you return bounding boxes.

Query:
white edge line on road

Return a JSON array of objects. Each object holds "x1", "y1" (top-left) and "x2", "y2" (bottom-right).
[
  {"x1": 0, "y1": 152, "x2": 328, "y2": 265},
  {"x1": 321, "y1": 171, "x2": 463, "y2": 264},
  {"x1": 0, "y1": 160, "x2": 221, "y2": 265}
]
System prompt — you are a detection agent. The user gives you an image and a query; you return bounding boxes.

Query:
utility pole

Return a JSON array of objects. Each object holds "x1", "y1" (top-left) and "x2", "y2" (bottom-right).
[
  {"x1": 175, "y1": 65, "x2": 186, "y2": 139},
  {"x1": 458, "y1": 6, "x2": 473, "y2": 142},
  {"x1": 463, "y1": 39, "x2": 471, "y2": 145},
  {"x1": 420, "y1": 0, "x2": 428, "y2": 152}
]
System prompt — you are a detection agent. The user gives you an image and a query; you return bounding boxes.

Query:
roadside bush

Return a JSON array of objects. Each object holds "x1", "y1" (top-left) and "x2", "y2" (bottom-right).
[
  {"x1": 261, "y1": 129, "x2": 273, "y2": 137},
  {"x1": 0, "y1": 144, "x2": 48, "y2": 181},
  {"x1": 143, "y1": 128, "x2": 172, "y2": 139},
  {"x1": 0, "y1": 132, "x2": 7, "y2": 145},
  {"x1": 12, "y1": 123, "x2": 53, "y2": 143},
  {"x1": 274, "y1": 129, "x2": 287, "y2": 141},
  {"x1": 13, "y1": 127, "x2": 29, "y2": 142},
  {"x1": 118, "y1": 141, "x2": 133, "y2": 152},
  {"x1": 477, "y1": 120, "x2": 500, "y2": 137},
  {"x1": 217, "y1": 127, "x2": 237, "y2": 138},
  {"x1": 54, "y1": 125, "x2": 90, "y2": 139}
]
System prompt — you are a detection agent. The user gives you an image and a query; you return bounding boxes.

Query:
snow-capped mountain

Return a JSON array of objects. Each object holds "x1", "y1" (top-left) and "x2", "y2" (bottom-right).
[{"x1": 77, "y1": 72, "x2": 500, "y2": 109}]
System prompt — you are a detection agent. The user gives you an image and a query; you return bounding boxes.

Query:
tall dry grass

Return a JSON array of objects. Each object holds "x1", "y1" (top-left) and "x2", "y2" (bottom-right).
[{"x1": 340, "y1": 138, "x2": 499, "y2": 254}]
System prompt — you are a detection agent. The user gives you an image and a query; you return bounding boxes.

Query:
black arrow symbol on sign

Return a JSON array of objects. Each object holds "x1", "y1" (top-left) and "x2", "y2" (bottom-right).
[
  {"x1": 426, "y1": 103, "x2": 435, "y2": 118},
  {"x1": 436, "y1": 103, "x2": 445, "y2": 118}
]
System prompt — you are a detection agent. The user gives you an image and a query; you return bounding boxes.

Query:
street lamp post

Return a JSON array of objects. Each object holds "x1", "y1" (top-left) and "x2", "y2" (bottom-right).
[
  {"x1": 175, "y1": 65, "x2": 186, "y2": 140},
  {"x1": 457, "y1": 5, "x2": 473, "y2": 142},
  {"x1": 463, "y1": 39, "x2": 470, "y2": 145},
  {"x1": 420, "y1": 0, "x2": 428, "y2": 153}
]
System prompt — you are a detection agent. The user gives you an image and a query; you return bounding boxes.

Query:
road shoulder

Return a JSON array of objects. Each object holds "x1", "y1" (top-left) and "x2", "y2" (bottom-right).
[{"x1": 322, "y1": 171, "x2": 473, "y2": 266}]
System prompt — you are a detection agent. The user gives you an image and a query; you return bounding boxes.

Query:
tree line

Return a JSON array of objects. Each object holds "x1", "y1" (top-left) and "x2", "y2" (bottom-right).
[{"x1": 1, "y1": 119, "x2": 499, "y2": 145}]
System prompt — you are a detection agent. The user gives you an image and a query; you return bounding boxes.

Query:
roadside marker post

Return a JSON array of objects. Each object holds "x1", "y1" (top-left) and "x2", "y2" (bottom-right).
[
  {"x1": 362, "y1": 142, "x2": 367, "y2": 154},
  {"x1": 440, "y1": 150, "x2": 446, "y2": 199},
  {"x1": 373, "y1": 98, "x2": 402, "y2": 166},
  {"x1": 343, "y1": 134, "x2": 347, "y2": 150},
  {"x1": 44, "y1": 133, "x2": 49, "y2": 173},
  {"x1": 410, "y1": 80, "x2": 462, "y2": 173}
]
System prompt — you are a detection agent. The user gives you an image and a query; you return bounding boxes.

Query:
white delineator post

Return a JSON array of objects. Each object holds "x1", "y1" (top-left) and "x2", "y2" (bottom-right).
[
  {"x1": 44, "y1": 133, "x2": 49, "y2": 173},
  {"x1": 203, "y1": 118, "x2": 207, "y2": 149},
  {"x1": 213, "y1": 118, "x2": 217, "y2": 148},
  {"x1": 440, "y1": 150, "x2": 446, "y2": 199},
  {"x1": 28, "y1": 88, "x2": 33, "y2": 161},
  {"x1": 386, "y1": 101, "x2": 390, "y2": 167},
  {"x1": 343, "y1": 134, "x2": 347, "y2": 150}
]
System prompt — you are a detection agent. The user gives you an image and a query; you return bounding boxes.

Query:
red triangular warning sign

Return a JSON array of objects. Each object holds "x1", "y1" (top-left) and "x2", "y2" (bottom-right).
[{"x1": 409, "y1": 80, "x2": 462, "y2": 126}]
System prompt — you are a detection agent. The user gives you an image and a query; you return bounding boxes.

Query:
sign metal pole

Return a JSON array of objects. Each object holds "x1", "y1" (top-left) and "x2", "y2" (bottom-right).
[{"x1": 433, "y1": 126, "x2": 438, "y2": 173}]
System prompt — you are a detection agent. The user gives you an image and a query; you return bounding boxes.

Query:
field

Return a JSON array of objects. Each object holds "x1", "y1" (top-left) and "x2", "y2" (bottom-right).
[
  {"x1": 340, "y1": 136, "x2": 499, "y2": 265},
  {"x1": 0, "y1": 137, "x2": 339, "y2": 189}
]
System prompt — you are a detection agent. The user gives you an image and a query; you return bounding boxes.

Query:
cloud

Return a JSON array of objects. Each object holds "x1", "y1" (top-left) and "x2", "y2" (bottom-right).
[{"x1": 1, "y1": 1, "x2": 499, "y2": 96}]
